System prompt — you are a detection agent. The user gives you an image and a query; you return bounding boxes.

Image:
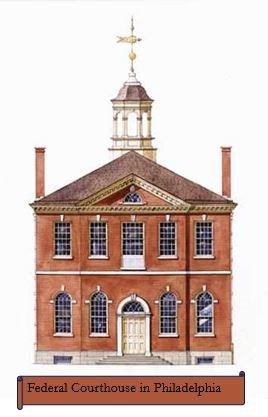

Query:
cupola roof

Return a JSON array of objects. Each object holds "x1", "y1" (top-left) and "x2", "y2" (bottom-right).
[{"x1": 112, "y1": 81, "x2": 153, "y2": 102}]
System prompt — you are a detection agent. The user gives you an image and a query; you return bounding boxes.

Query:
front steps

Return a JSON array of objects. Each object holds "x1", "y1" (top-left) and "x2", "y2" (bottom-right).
[{"x1": 96, "y1": 354, "x2": 172, "y2": 365}]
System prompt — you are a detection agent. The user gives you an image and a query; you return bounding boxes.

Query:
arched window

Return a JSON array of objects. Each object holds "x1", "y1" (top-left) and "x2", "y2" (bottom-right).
[
  {"x1": 90, "y1": 292, "x2": 108, "y2": 334},
  {"x1": 196, "y1": 292, "x2": 213, "y2": 334},
  {"x1": 55, "y1": 292, "x2": 72, "y2": 334},
  {"x1": 124, "y1": 192, "x2": 142, "y2": 203},
  {"x1": 160, "y1": 292, "x2": 177, "y2": 334},
  {"x1": 122, "y1": 300, "x2": 144, "y2": 313},
  {"x1": 128, "y1": 112, "x2": 137, "y2": 136}
]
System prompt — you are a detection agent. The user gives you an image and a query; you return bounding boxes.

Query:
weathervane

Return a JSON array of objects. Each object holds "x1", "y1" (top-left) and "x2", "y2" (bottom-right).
[{"x1": 117, "y1": 17, "x2": 142, "y2": 74}]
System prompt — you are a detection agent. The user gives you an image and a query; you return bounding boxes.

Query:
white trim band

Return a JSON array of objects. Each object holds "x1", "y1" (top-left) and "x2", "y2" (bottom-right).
[{"x1": 36, "y1": 270, "x2": 231, "y2": 276}]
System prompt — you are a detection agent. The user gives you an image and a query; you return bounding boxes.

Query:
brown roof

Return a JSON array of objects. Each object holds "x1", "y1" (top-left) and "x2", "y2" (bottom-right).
[
  {"x1": 112, "y1": 83, "x2": 153, "y2": 101},
  {"x1": 37, "y1": 151, "x2": 232, "y2": 204}
]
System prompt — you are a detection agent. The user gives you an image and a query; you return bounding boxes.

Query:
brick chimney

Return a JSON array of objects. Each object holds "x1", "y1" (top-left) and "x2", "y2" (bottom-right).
[
  {"x1": 35, "y1": 147, "x2": 45, "y2": 199},
  {"x1": 221, "y1": 146, "x2": 231, "y2": 198}
]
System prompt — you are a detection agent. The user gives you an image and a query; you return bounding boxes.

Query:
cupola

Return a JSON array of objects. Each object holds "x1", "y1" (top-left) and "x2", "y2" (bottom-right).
[{"x1": 109, "y1": 18, "x2": 157, "y2": 161}]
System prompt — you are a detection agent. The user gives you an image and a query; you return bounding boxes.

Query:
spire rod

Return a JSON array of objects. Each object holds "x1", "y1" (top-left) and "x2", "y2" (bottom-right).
[{"x1": 117, "y1": 17, "x2": 142, "y2": 76}]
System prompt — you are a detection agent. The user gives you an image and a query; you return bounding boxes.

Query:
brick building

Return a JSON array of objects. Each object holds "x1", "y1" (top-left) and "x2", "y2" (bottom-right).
[{"x1": 31, "y1": 31, "x2": 236, "y2": 365}]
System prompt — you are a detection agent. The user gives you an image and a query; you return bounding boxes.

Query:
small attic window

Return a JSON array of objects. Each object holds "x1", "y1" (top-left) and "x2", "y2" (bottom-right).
[
  {"x1": 124, "y1": 192, "x2": 142, "y2": 203},
  {"x1": 123, "y1": 186, "x2": 142, "y2": 204}
]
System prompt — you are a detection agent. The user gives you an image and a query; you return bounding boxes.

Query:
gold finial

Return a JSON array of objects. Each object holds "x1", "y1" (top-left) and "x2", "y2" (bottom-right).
[{"x1": 117, "y1": 17, "x2": 142, "y2": 73}]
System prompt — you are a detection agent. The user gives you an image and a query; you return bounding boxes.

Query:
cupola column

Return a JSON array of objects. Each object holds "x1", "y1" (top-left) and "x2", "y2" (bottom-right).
[
  {"x1": 123, "y1": 113, "x2": 128, "y2": 137},
  {"x1": 137, "y1": 111, "x2": 142, "y2": 137},
  {"x1": 113, "y1": 113, "x2": 118, "y2": 137},
  {"x1": 147, "y1": 112, "x2": 152, "y2": 137}
]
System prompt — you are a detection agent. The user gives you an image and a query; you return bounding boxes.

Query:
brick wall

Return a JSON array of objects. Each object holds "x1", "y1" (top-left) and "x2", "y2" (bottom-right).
[
  {"x1": 36, "y1": 213, "x2": 231, "y2": 271},
  {"x1": 36, "y1": 211, "x2": 232, "y2": 353}
]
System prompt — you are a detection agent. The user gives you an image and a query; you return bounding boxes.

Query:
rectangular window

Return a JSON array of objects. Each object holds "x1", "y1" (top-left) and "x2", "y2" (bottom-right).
[
  {"x1": 195, "y1": 222, "x2": 213, "y2": 256},
  {"x1": 197, "y1": 357, "x2": 214, "y2": 365},
  {"x1": 53, "y1": 356, "x2": 72, "y2": 364},
  {"x1": 122, "y1": 223, "x2": 143, "y2": 255},
  {"x1": 159, "y1": 222, "x2": 176, "y2": 256},
  {"x1": 54, "y1": 222, "x2": 71, "y2": 256},
  {"x1": 90, "y1": 222, "x2": 107, "y2": 256}
]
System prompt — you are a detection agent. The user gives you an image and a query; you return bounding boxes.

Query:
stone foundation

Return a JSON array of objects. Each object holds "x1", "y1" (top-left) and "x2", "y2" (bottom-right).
[
  {"x1": 152, "y1": 351, "x2": 188, "y2": 365},
  {"x1": 35, "y1": 350, "x2": 233, "y2": 365},
  {"x1": 188, "y1": 350, "x2": 233, "y2": 365},
  {"x1": 35, "y1": 351, "x2": 116, "y2": 365},
  {"x1": 156, "y1": 351, "x2": 233, "y2": 365}
]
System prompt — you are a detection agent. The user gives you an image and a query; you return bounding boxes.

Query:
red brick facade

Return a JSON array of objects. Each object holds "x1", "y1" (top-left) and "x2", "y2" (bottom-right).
[
  {"x1": 33, "y1": 185, "x2": 235, "y2": 364},
  {"x1": 32, "y1": 69, "x2": 236, "y2": 365}
]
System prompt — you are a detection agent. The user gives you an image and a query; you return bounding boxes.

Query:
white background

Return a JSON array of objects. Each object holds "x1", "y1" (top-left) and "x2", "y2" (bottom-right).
[{"x1": 0, "y1": 0, "x2": 267, "y2": 415}]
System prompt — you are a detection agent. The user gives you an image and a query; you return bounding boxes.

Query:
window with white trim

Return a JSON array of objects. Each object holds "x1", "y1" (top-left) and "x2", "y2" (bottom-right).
[
  {"x1": 90, "y1": 292, "x2": 108, "y2": 334},
  {"x1": 54, "y1": 292, "x2": 72, "y2": 334},
  {"x1": 196, "y1": 292, "x2": 213, "y2": 334},
  {"x1": 90, "y1": 222, "x2": 107, "y2": 256},
  {"x1": 159, "y1": 292, "x2": 177, "y2": 334},
  {"x1": 122, "y1": 223, "x2": 143, "y2": 255},
  {"x1": 195, "y1": 222, "x2": 213, "y2": 256},
  {"x1": 54, "y1": 222, "x2": 71, "y2": 256},
  {"x1": 159, "y1": 222, "x2": 176, "y2": 256}
]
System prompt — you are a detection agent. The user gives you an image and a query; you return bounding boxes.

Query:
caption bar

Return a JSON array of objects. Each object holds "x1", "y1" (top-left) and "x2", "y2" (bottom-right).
[{"x1": 17, "y1": 372, "x2": 245, "y2": 409}]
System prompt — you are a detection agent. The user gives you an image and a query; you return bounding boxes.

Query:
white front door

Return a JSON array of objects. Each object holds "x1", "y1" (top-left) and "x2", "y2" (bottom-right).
[{"x1": 122, "y1": 316, "x2": 146, "y2": 354}]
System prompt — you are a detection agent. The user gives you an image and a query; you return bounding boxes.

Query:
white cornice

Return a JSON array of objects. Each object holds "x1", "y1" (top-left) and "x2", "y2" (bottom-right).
[{"x1": 31, "y1": 204, "x2": 234, "y2": 214}]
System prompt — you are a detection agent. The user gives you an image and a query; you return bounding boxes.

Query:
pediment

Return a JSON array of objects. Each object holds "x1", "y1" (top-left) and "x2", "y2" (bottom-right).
[{"x1": 77, "y1": 175, "x2": 190, "y2": 210}]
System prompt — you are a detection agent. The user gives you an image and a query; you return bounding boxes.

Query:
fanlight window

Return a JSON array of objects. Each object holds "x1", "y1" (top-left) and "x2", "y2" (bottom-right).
[
  {"x1": 196, "y1": 292, "x2": 213, "y2": 334},
  {"x1": 160, "y1": 292, "x2": 177, "y2": 334},
  {"x1": 90, "y1": 292, "x2": 108, "y2": 334},
  {"x1": 55, "y1": 292, "x2": 72, "y2": 334},
  {"x1": 122, "y1": 301, "x2": 144, "y2": 313},
  {"x1": 124, "y1": 192, "x2": 142, "y2": 203}
]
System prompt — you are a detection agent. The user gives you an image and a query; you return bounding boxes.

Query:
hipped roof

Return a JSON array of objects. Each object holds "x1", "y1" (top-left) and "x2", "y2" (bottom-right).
[{"x1": 37, "y1": 151, "x2": 232, "y2": 205}]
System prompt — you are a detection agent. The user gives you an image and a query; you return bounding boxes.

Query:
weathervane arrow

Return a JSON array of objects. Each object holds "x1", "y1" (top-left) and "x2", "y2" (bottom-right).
[
  {"x1": 117, "y1": 35, "x2": 142, "y2": 43},
  {"x1": 117, "y1": 17, "x2": 141, "y2": 73}
]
